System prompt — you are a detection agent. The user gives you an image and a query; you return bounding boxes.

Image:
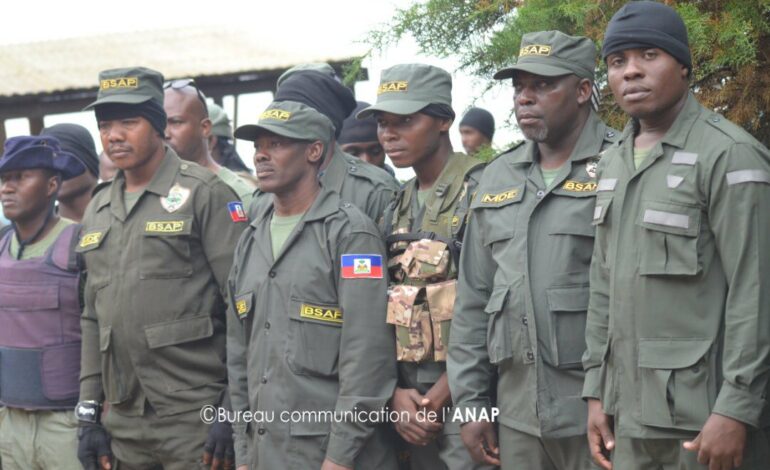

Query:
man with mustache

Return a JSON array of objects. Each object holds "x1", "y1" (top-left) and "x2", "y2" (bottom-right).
[
  {"x1": 447, "y1": 31, "x2": 618, "y2": 470},
  {"x1": 75, "y1": 67, "x2": 247, "y2": 470},
  {"x1": 357, "y1": 63, "x2": 489, "y2": 470},
  {"x1": 583, "y1": 2, "x2": 770, "y2": 469},
  {"x1": 0, "y1": 135, "x2": 86, "y2": 470},
  {"x1": 227, "y1": 100, "x2": 397, "y2": 470}
]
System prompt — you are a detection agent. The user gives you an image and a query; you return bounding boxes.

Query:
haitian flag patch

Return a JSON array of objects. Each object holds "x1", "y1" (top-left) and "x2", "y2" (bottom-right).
[
  {"x1": 228, "y1": 201, "x2": 248, "y2": 222},
  {"x1": 341, "y1": 254, "x2": 383, "y2": 279}
]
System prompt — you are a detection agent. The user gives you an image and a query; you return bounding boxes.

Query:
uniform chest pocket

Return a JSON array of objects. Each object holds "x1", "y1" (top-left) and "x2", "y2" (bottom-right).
[
  {"x1": 636, "y1": 201, "x2": 702, "y2": 276},
  {"x1": 287, "y1": 297, "x2": 342, "y2": 377},
  {"x1": 140, "y1": 215, "x2": 194, "y2": 279}
]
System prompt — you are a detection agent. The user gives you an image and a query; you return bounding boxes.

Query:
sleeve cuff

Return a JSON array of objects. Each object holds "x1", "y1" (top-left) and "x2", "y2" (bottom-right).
[
  {"x1": 232, "y1": 423, "x2": 249, "y2": 467},
  {"x1": 581, "y1": 368, "x2": 602, "y2": 401},
  {"x1": 79, "y1": 376, "x2": 104, "y2": 403},
  {"x1": 712, "y1": 380, "x2": 765, "y2": 428},
  {"x1": 325, "y1": 432, "x2": 357, "y2": 468}
]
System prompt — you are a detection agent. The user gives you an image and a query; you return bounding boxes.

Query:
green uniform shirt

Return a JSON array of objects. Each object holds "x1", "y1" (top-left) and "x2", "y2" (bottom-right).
[
  {"x1": 77, "y1": 148, "x2": 247, "y2": 417},
  {"x1": 123, "y1": 189, "x2": 141, "y2": 214},
  {"x1": 10, "y1": 217, "x2": 73, "y2": 260},
  {"x1": 448, "y1": 111, "x2": 618, "y2": 438},
  {"x1": 217, "y1": 166, "x2": 255, "y2": 208},
  {"x1": 582, "y1": 93, "x2": 770, "y2": 438},
  {"x1": 227, "y1": 189, "x2": 397, "y2": 469},
  {"x1": 269, "y1": 212, "x2": 303, "y2": 258}
]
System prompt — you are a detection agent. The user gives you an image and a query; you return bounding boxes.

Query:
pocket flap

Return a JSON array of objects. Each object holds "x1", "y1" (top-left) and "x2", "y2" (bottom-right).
[
  {"x1": 289, "y1": 417, "x2": 331, "y2": 436},
  {"x1": 291, "y1": 298, "x2": 344, "y2": 327},
  {"x1": 77, "y1": 227, "x2": 110, "y2": 252},
  {"x1": 638, "y1": 338, "x2": 712, "y2": 369},
  {"x1": 387, "y1": 285, "x2": 421, "y2": 326},
  {"x1": 637, "y1": 201, "x2": 701, "y2": 237},
  {"x1": 406, "y1": 240, "x2": 448, "y2": 266},
  {"x1": 546, "y1": 285, "x2": 589, "y2": 312},
  {"x1": 484, "y1": 285, "x2": 509, "y2": 314},
  {"x1": 145, "y1": 315, "x2": 213, "y2": 349},
  {"x1": 142, "y1": 215, "x2": 194, "y2": 237},
  {"x1": 426, "y1": 280, "x2": 457, "y2": 321},
  {"x1": 99, "y1": 325, "x2": 111, "y2": 352}
]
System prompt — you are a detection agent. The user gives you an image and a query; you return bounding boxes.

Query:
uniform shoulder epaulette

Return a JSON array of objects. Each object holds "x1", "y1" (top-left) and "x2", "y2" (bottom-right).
[
  {"x1": 604, "y1": 128, "x2": 620, "y2": 143},
  {"x1": 339, "y1": 201, "x2": 377, "y2": 235},
  {"x1": 179, "y1": 161, "x2": 221, "y2": 186},
  {"x1": 703, "y1": 113, "x2": 755, "y2": 145},
  {"x1": 342, "y1": 154, "x2": 398, "y2": 189}
]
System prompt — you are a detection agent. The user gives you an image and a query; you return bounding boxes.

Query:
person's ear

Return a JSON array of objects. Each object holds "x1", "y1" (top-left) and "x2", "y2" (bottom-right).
[
  {"x1": 576, "y1": 78, "x2": 593, "y2": 106},
  {"x1": 307, "y1": 141, "x2": 324, "y2": 165},
  {"x1": 201, "y1": 118, "x2": 212, "y2": 139},
  {"x1": 47, "y1": 174, "x2": 61, "y2": 198},
  {"x1": 438, "y1": 117, "x2": 453, "y2": 133}
]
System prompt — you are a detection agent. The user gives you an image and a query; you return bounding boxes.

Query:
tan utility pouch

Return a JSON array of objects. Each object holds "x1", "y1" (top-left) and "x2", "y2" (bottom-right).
[
  {"x1": 387, "y1": 285, "x2": 432, "y2": 362},
  {"x1": 399, "y1": 239, "x2": 450, "y2": 281},
  {"x1": 426, "y1": 280, "x2": 457, "y2": 361}
]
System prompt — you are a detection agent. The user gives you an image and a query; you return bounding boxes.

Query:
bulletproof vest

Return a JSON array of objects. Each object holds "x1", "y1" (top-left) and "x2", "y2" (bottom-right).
[
  {"x1": 0, "y1": 224, "x2": 83, "y2": 409},
  {"x1": 385, "y1": 154, "x2": 483, "y2": 363}
]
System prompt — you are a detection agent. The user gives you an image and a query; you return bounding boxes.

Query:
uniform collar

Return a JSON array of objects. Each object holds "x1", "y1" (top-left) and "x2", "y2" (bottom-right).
[
  {"x1": 144, "y1": 146, "x2": 182, "y2": 197},
  {"x1": 251, "y1": 187, "x2": 340, "y2": 227},
  {"x1": 319, "y1": 144, "x2": 349, "y2": 194}
]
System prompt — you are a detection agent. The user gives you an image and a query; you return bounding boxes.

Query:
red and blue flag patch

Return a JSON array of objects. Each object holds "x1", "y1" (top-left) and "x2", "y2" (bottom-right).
[
  {"x1": 341, "y1": 254, "x2": 383, "y2": 279},
  {"x1": 228, "y1": 201, "x2": 248, "y2": 222}
]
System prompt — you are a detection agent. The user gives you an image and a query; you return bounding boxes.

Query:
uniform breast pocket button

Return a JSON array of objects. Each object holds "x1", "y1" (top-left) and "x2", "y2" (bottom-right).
[
  {"x1": 264, "y1": 322, "x2": 271, "y2": 329},
  {"x1": 526, "y1": 351, "x2": 535, "y2": 361},
  {"x1": 269, "y1": 271, "x2": 276, "y2": 278}
]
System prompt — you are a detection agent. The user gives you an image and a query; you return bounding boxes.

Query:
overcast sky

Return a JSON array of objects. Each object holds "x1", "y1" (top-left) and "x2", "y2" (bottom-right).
[{"x1": 2, "y1": 0, "x2": 521, "y2": 180}]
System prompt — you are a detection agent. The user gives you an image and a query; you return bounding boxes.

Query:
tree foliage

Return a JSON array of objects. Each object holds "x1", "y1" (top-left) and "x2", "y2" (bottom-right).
[{"x1": 361, "y1": 0, "x2": 770, "y2": 144}]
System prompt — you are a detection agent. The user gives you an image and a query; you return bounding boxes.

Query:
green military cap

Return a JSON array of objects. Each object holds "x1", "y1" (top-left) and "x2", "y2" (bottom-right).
[
  {"x1": 207, "y1": 102, "x2": 232, "y2": 138},
  {"x1": 234, "y1": 100, "x2": 334, "y2": 143},
  {"x1": 356, "y1": 63, "x2": 452, "y2": 119},
  {"x1": 494, "y1": 31, "x2": 596, "y2": 80},
  {"x1": 84, "y1": 66, "x2": 165, "y2": 110},
  {"x1": 276, "y1": 63, "x2": 338, "y2": 88}
]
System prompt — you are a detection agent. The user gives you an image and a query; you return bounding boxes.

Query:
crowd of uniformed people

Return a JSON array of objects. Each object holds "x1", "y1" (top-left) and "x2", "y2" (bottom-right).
[{"x1": 0, "y1": 2, "x2": 769, "y2": 469}]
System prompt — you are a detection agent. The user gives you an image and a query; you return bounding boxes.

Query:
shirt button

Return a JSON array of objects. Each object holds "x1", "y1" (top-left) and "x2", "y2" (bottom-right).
[
  {"x1": 261, "y1": 376, "x2": 267, "y2": 384},
  {"x1": 264, "y1": 321, "x2": 271, "y2": 329},
  {"x1": 536, "y1": 190, "x2": 545, "y2": 199},
  {"x1": 257, "y1": 428, "x2": 266, "y2": 435},
  {"x1": 181, "y1": 163, "x2": 189, "y2": 170},
  {"x1": 526, "y1": 350, "x2": 535, "y2": 361},
  {"x1": 349, "y1": 166, "x2": 358, "y2": 173},
  {"x1": 522, "y1": 317, "x2": 528, "y2": 326},
  {"x1": 269, "y1": 271, "x2": 276, "y2": 278}
]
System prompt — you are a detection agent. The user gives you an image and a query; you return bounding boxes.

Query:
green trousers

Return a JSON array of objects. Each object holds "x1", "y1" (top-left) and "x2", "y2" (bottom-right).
[
  {"x1": 612, "y1": 429, "x2": 770, "y2": 470},
  {"x1": 0, "y1": 407, "x2": 80, "y2": 470},
  {"x1": 499, "y1": 424, "x2": 595, "y2": 470},
  {"x1": 104, "y1": 403, "x2": 210, "y2": 470}
]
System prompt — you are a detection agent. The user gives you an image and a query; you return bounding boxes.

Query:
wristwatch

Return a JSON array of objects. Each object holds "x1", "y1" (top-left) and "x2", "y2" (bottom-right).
[{"x1": 75, "y1": 400, "x2": 102, "y2": 424}]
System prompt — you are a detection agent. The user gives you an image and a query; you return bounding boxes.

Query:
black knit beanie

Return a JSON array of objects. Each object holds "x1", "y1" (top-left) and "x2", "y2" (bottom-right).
[
  {"x1": 602, "y1": 1, "x2": 691, "y2": 71},
  {"x1": 41, "y1": 123, "x2": 100, "y2": 177},
  {"x1": 459, "y1": 107, "x2": 495, "y2": 141},
  {"x1": 94, "y1": 101, "x2": 167, "y2": 136},
  {"x1": 274, "y1": 71, "x2": 356, "y2": 139},
  {"x1": 339, "y1": 102, "x2": 378, "y2": 145}
]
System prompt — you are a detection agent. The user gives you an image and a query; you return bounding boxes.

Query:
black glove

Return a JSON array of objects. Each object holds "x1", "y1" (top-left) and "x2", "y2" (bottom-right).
[
  {"x1": 203, "y1": 420, "x2": 235, "y2": 469},
  {"x1": 77, "y1": 424, "x2": 113, "y2": 470}
]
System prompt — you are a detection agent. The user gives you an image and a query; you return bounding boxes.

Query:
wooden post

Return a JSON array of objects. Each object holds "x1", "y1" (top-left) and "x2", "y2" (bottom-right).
[{"x1": 29, "y1": 116, "x2": 44, "y2": 135}]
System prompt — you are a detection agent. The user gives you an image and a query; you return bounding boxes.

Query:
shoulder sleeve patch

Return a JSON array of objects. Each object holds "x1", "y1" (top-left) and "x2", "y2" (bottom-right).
[{"x1": 341, "y1": 254, "x2": 383, "y2": 279}]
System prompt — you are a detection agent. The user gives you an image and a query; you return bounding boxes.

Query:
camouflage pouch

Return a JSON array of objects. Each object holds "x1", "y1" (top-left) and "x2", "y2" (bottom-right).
[
  {"x1": 426, "y1": 280, "x2": 457, "y2": 361},
  {"x1": 400, "y1": 239, "x2": 450, "y2": 281},
  {"x1": 387, "y1": 285, "x2": 432, "y2": 362}
]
